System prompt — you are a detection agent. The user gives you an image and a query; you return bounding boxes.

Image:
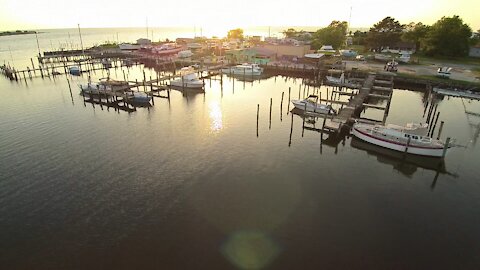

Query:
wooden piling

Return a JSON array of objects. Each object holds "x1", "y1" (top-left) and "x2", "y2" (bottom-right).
[
  {"x1": 429, "y1": 112, "x2": 440, "y2": 137},
  {"x1": 404, "y1": 137, "x2": 411, "y2": 155},
  {"x1": 436, "y1": 121, "x2": 444, "y2": 140},
  {"x1": 269, "y1": 98, "x2": 272, "y2": 130},
  {"x1": 442, "y1": 137, "x2": 450, "y2": 158},
  {"x1": 256, "y1": 104, "x2": 260, "y2": 137}
]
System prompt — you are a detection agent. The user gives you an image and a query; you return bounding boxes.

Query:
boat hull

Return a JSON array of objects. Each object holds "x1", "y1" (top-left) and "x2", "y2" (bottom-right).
[
  {"x1": 170, "y1": 80, "x2": 204, "y2": 89},
  {"x1": 221, "y1": 68, "x2": 263, "y2": 76},
  {"x1": 351, "y1": 126, "x2": 446, "y2": 157},
  {"x1": 291, "y1": 100, "x2": 334, "y2": 114}
]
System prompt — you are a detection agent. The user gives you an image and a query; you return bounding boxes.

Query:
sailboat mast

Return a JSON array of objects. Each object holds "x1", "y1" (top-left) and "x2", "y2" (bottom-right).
[{"x1": 78, "y1": 24, "x2": 84, "y2": 56}]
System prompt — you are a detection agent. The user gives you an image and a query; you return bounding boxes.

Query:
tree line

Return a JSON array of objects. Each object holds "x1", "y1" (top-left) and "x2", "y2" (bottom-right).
[{"x1": 283, "y1": 16, "x2": 479, "y2": 57}]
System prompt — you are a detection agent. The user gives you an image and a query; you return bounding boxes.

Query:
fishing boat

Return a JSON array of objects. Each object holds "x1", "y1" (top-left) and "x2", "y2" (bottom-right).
[
  {"x1": 291, "y1": 95, "x2": 337, "y2": 115},
  {"x1": 432, "y1": 87, "x2": 480, "y2": 100},
  {"x1": 325, "y1": 72, "x2": 360, "y2": 88},
  {"x1": 222, "y1": 63, "x2": 263, "y2": 76},
  {"x1": 170, "y1": 67, "x2": 204, "y2": 89},
  {"x1": 351, "y1": 122, "x2": 451, "y2": 157}
]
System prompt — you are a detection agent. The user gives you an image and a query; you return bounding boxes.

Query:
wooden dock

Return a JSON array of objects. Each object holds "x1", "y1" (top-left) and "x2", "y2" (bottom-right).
[{"x1": 322, "y1": 72, "x2": 395, "y2": 132}]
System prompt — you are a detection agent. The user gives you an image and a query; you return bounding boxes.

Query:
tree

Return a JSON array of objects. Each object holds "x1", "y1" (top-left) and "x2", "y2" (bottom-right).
[
  {"x1": 311, "y1": 21, "x2": 348, "y2": 50},
  {"x1": 227, "y1": 28, "x2": 244, "y2": 41},
  {"x1": 402, "y1": 22, "x2": 430, "y2": 52},
  {"x1": 353, "y1": 30, "x2": 368, "y2": 45},
  {"x1": 282, "y1": 28, "x2": 298, "y2": 38},
  {"x1": 470, "y1": 29, "x2": 480, "y2": 46},
  {"x1": 367, "y1": 17, "x2": 404, "y2": 51},
  {"x1": 422, "y1": 16, "x2": 472, "y2": 57}
]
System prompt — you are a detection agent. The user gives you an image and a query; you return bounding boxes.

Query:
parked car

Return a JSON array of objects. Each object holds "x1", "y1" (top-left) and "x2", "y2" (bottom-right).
[{"x1": 356, "y1": 55, "x2": 365, "y2": 61}]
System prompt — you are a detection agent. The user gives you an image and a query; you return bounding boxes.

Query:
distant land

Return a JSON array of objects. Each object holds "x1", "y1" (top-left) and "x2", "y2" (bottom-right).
[{"x1": 0, "y1": 30, "x2": 37, "y2": 37}]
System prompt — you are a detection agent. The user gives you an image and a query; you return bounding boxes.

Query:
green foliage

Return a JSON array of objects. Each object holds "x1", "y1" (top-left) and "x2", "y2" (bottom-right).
[
  {"x1": 227, "y1": 29, "x2": 244, "y2": 41},
  {"x1": 402, "y1": 22, "x2": 430, "y2": 51},
  {"x1": 281, "y1": 28, "x2": 311, "y2": 42},
  {"x1": 311, "y1": 21, "x2": 348, "y2": 50},
  {"x1": 422, "y1": 15, "x2": 472, "y2": 57},
  {"x1": 352, "y1": 30, "x2": 368, "y2": 45},
  {"x1": 367, "y1": 17, "x2": 404, "y2": 50}
]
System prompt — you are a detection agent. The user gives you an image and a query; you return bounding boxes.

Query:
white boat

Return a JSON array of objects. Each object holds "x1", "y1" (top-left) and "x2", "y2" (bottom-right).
[
  {"x1": 119, "y1": 43, "x2": 141, "y2": 50},
  {"x1": 170, "y1": 67, "x2": 204, "y2": 89},
  {"x1": 318, "y1": 45, "x2": 336, "y2": 55},
  {"x1": 351, "y1": 122, "x2": 450, "y2": 157},
  {"x1": 437, "y1": 67, "x2": 452, "y2": 78},
  {"x1": 222, "y1": 63, "x2": 263, "y2": 76},
  {"x1": 325, "y1": 72, "x2": 360, "y2": 88},
  {"x1": 127, "y1": 91, "x2": 152, "y2": 103},
  {"x1": 291, "y1": 95, "x2": 337, "y2": 115},
  {"x1": 178, "y1": 50, "x2": 194, "y2": 58},
  {"x1": 432, "y1": 87, "x2": 480, "y2": 100},
  {"x1": 79, "y1": 78, "x2": 129, "y2": 93}
]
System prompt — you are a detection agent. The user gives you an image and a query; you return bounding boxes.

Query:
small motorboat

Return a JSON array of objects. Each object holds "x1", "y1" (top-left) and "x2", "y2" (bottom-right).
[
  {"x1": 291, "y1": 95, "x2": 336, "y2": 115},
  {"x1": 127, "y1": 91, "x2": 152, "y2": 104},
  {"x1": 325, "y1": 72, "x2": 361, "y2": 89},
  {"x1": 170, "y1": 67, "x2": 204, "y2": 89},
  {"x1": 222, "y1": 63, "x2": 263, "y2": 76}
]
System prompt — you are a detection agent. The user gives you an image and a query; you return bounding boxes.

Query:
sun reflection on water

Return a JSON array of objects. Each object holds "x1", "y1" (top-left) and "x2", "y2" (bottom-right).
[{"x1": 209, "y1": 100, "x2": 223, "y2": 133}]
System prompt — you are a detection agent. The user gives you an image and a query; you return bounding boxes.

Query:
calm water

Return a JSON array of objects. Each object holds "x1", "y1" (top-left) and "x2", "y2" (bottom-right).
[{"x1": 1, "y1": 29, "x2": 480, "y2": 269}]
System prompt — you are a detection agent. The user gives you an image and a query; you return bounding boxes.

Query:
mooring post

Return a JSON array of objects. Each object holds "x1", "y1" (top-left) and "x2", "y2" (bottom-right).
[
  {"x1": 269, "y1": 98, "x2": 272, "y2": 130},
  {"x1": 442, "y1": 137, "x2": 451, "y2": 158},
  {"x1": 430, "y1": 112, "x2": 440, "y2": 137},
  {"x1": 404, "y1": 137, "x2": 411, "y2": 155},
  {"x1": 30, "y1": 58, "x2": 36, "y2": 73},
  {"x1": 289, "y1": 113, "x2": 293, "y2": 147},
  {"x1": 437, "y1": 121, "x2": 445, "y2": 140},
  {"x1": 256, "y1": 104, "x2": 260, "y2": 137},
  {"x1": 288, "y1": 87, "x2": 291, "y2": 102},
  {"x1": 280, "y1": 92, "x2": 284, "y2": 116}
]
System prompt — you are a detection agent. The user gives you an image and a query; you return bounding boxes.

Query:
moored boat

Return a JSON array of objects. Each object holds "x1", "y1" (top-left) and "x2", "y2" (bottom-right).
[
  {"x1": 170, "y1": 67, "x2": 204, "y2": 89},
  {"x1": 222, "y1": 63, "x2": 263, "y2": 76},
  {"x1": 291, "y1": 95, "x2": 336, "y2": 115},
  {"x1": 325, "y1": 72, "x2": 360, "y2": 88},
  {"x1": 351, "y1": 122, "x2": 451, "y2": 157},
  {"x1": 129, "y1": 91, "x2": 152, "y2": 103}
]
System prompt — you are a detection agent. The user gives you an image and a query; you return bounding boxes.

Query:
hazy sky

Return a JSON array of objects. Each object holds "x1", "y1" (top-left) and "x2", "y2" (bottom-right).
[{"x1": 1, "y1": 0, "x2": 479, "y2": 32}]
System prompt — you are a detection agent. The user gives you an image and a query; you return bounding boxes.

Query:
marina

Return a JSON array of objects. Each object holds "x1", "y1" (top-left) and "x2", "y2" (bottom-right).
[{"x1": 1, "y1": 26, "x2": 480, "y2": 270}]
